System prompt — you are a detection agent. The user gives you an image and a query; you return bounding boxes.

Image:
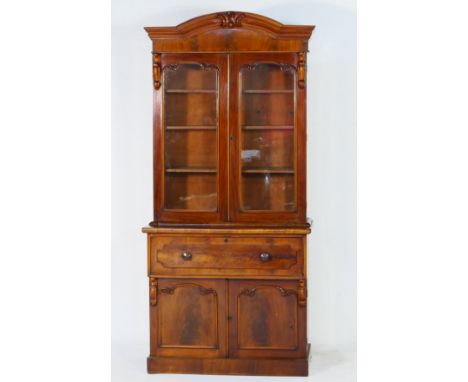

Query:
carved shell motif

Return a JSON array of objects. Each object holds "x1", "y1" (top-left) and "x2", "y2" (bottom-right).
[{"x1": 217, "y1": 12, "x2": 245, "y2": 28}]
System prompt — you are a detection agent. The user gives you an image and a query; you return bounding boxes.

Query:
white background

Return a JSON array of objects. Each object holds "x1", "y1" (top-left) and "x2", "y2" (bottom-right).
[
  {"x1": 1, "y1": 1, "x2": 468, "y2": 382},
  {"x1": 112, "y1": 0, "x2": 356, "y2": 381}
]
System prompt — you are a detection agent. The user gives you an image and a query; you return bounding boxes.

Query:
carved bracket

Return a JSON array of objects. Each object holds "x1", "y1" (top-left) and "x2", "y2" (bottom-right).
[
  {"x1": 298, "y1": 279, "x2": 307, "y2": 307},
  {"x1": 152, "y1": 53, "x2": 161, "y2": 89},
  {"x1": 240, "y1": 286, "x2": 297, "y2": 298},
  {"x1": 149, "y1": 277, "x2": 158, "y2": 306},
  {"x1": 298, "y1": 52, "x2": 306, "y2": 89},
  {"x1": 217, "y1": 11, "x2": 245, "y2": 28}
]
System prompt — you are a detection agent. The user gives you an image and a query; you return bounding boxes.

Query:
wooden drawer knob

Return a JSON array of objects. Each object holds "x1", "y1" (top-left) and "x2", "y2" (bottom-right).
[
  {"x1": 259, "y1": 252, "x2": 271, "y2": 262},
  {"x1": 181, "y1": 251, "x2": 192, "y2": 261}
]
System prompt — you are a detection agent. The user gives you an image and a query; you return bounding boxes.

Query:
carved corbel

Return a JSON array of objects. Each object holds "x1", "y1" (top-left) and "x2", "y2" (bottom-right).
[
  {"x1": 298, "y1": 279, "x2": 307, "y2": 307},
  {"x1": 149, "y1": 277, "x2": 158, "y2": 306},
  {"x1": 152, "y1": 53, "x2": 161, "y2": 89},
  {"x1": 298, "y1": 52, "x2": 306, "y2": 89}
]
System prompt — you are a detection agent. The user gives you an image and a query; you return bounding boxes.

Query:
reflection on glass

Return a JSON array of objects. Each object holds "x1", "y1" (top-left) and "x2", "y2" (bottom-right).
[
  {"x1": 165, "y1": 174, "x2": 217, "y2": 211},
  {"x1": 242, "y1": 130, "x2": 294, "y2": 169}
]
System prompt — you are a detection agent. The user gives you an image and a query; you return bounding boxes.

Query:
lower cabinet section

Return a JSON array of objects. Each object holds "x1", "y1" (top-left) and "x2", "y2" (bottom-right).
[{"x1": 149, "y1": 278, "x2": 307, "y2": 365}]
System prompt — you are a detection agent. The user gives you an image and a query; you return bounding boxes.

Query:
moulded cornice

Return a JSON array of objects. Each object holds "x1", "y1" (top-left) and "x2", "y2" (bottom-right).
[{"x1": 144, "y1": 11, "x2": 314, "y2": 40}]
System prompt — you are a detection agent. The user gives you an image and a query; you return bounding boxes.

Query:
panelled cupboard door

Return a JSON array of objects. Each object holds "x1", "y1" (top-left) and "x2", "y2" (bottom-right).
[
  {"x1": 154, "y1": 53, "x2": 228, "y2": 223},
  {"x1": 229, "y1": 53, "x2": 307, "y2": 224},
  {"x1": 150, "y1": 279, "x2": 227, "y2": 358},
  {"x1": 228, "y1": 280, "x2": 307, "y2": 359}
]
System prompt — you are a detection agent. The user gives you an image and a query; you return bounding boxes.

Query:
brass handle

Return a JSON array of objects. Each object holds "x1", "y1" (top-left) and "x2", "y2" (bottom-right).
[
  {"x1": 259, "y1": 252, "x2": 271, "y2": 262},
  {"x1": 181, "y1": 251, "x2": 192, "y2": 261}
]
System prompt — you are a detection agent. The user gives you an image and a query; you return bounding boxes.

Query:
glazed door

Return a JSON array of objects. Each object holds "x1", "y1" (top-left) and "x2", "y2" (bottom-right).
[
  {"x1": 150, "y1": 278, "x2": 227, "y2": 358},
  {"x1": 155, "y1": 54, "x2": 228, "y2": 223},
  {"x1": 229, "y1": 53, "x2": 306, "y2": 223},
  {"x1": 228, "y1": 280, "x2": 307, "y2": 358}
]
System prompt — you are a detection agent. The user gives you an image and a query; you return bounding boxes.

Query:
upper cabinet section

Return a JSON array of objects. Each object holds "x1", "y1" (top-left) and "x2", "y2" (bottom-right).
[
  {"x1": 146, "y1": 12, "x2": 314, "y2": 226},
  {"x1": 145, "y1": 11, "x2": 314, "y2": 53}
]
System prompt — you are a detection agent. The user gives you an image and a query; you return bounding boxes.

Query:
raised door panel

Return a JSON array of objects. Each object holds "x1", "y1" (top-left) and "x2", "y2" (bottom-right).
[
  {"x1": 228, "y1": 280, "x2": 307, "y2": 359},
  {"x1": 229, "y1": 53, "x2": 306, "y2": 223},
  {"x1": 150, "y1": 278, "x2": 227, "y2": 358},
  {"x1": 154, "y1": 53, "x2": 228, "y2": 224}
]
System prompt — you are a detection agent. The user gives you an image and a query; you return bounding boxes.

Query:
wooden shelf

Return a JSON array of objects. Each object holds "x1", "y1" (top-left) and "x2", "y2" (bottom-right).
[
  {"x1": 243, "y1": 125, "x2": 294, "y2": 130},
  {"x1": 166, "y1": 126, "x2": 217, "y2": 130},
  {"x1": 166, "y1": 168, "x2": 216, "y2": 174},
  {"x1": 165, "y1": 89, "x2": 217, "y2": 94},
  {"x1": 242, "y1": 168, "x2": 294, "y2": 174},
  {"x1": 243, "y1": 89, "x2": 294, "y2": 94}
]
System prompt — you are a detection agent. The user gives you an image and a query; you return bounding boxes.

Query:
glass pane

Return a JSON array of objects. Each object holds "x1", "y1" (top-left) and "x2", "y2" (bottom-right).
[
  {"x1": 242, "y1": 93, "x2": 294, "y2": 126},
  {"x1": 165, "y1": 93, "x2": 217, "y2": 126},
  {"x1": 165, "y1": 64, "x2": 217, "y2": 91},
  {"x1": 239, "y1": 63, "x2": 296, "y2": 211},
  {"x1": 163, "y1": 63, "x2": 218, "y2": 211},
  {"x1": 242, "y1": 174, "x2": 295, "y2": 211},
  {"x1": 165, "y1": 174, "x2": 217, "y2": 211},
  {"x1": 242, "y1": 130, "x2": 294, "y2": 170},
  {"x1": 241, "y1": 64, "x2": 294, "y2": 90},
  {"x1": 165, "y1": 130, "x2": 216, "y2": 169}
]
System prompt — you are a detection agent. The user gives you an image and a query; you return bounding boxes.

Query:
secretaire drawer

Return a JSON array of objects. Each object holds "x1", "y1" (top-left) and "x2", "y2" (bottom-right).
[{"x1": 149, "y1": 235, "x2": 305, "y2": 277}]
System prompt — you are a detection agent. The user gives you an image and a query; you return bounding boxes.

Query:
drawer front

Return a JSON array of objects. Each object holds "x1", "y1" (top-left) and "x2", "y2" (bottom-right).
[{"x1": 149, "y1": 235, "x2": 304, "y2": 277}]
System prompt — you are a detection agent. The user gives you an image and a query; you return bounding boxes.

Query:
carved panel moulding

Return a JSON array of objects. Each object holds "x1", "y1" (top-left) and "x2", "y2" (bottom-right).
[
  {"x1": 241, "y1": 63, "x2": 296, "y2": 74},
  {"x1": 160, "y1": 283, "x2": 217, "y2": 296},
  {"x1": 217, "y1": 11, "x2": 245, "y2": 28},
  {"x1": 162, "y1": 63, "x2": 219, "y2": 72},
  {"x1": 240, "y1": 285, "x2": 297, "y2": 298}
]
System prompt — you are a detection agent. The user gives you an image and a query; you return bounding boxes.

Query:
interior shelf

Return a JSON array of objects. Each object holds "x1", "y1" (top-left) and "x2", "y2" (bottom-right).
[
  {"x1": 165, "y1": 168, "x2": 217, "y2": 173},
  {"x1": 243, "y1": 125, "x2": 294, "y2": 130},
  {"x1": 242, "y1": 168, "x2": 294, "y2": 174},
  {"x1": 166, "y1": 126, "x2": 217, "y2": 130},
  {"x1": 165, "y1": 89, "x2": 217, "y2": 93}
]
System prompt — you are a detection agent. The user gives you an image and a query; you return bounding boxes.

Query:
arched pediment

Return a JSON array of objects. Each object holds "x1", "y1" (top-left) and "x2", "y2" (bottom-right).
[{"x1": 145, "y1": 11, "x2": 314, "y2": 52}]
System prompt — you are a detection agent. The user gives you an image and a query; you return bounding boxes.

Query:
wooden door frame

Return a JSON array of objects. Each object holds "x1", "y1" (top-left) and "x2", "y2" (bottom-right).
[
  {"x1": 150, "y1": 278, "x2": 227, "y2": 358},
  {"x1": 227, "y1": 279, "x2": 307, "y2": 359},
  {"x1": 228, "y1": 53, "x2": 307, "y2": 223},
  {"x1": 153, "y1": 53, "x2": 229, "y2": 224}
]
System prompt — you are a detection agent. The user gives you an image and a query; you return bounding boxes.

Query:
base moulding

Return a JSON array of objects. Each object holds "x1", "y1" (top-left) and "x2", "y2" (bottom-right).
[{"x1": 147, "y1": 355, "x2": 309, "y2": 376}]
